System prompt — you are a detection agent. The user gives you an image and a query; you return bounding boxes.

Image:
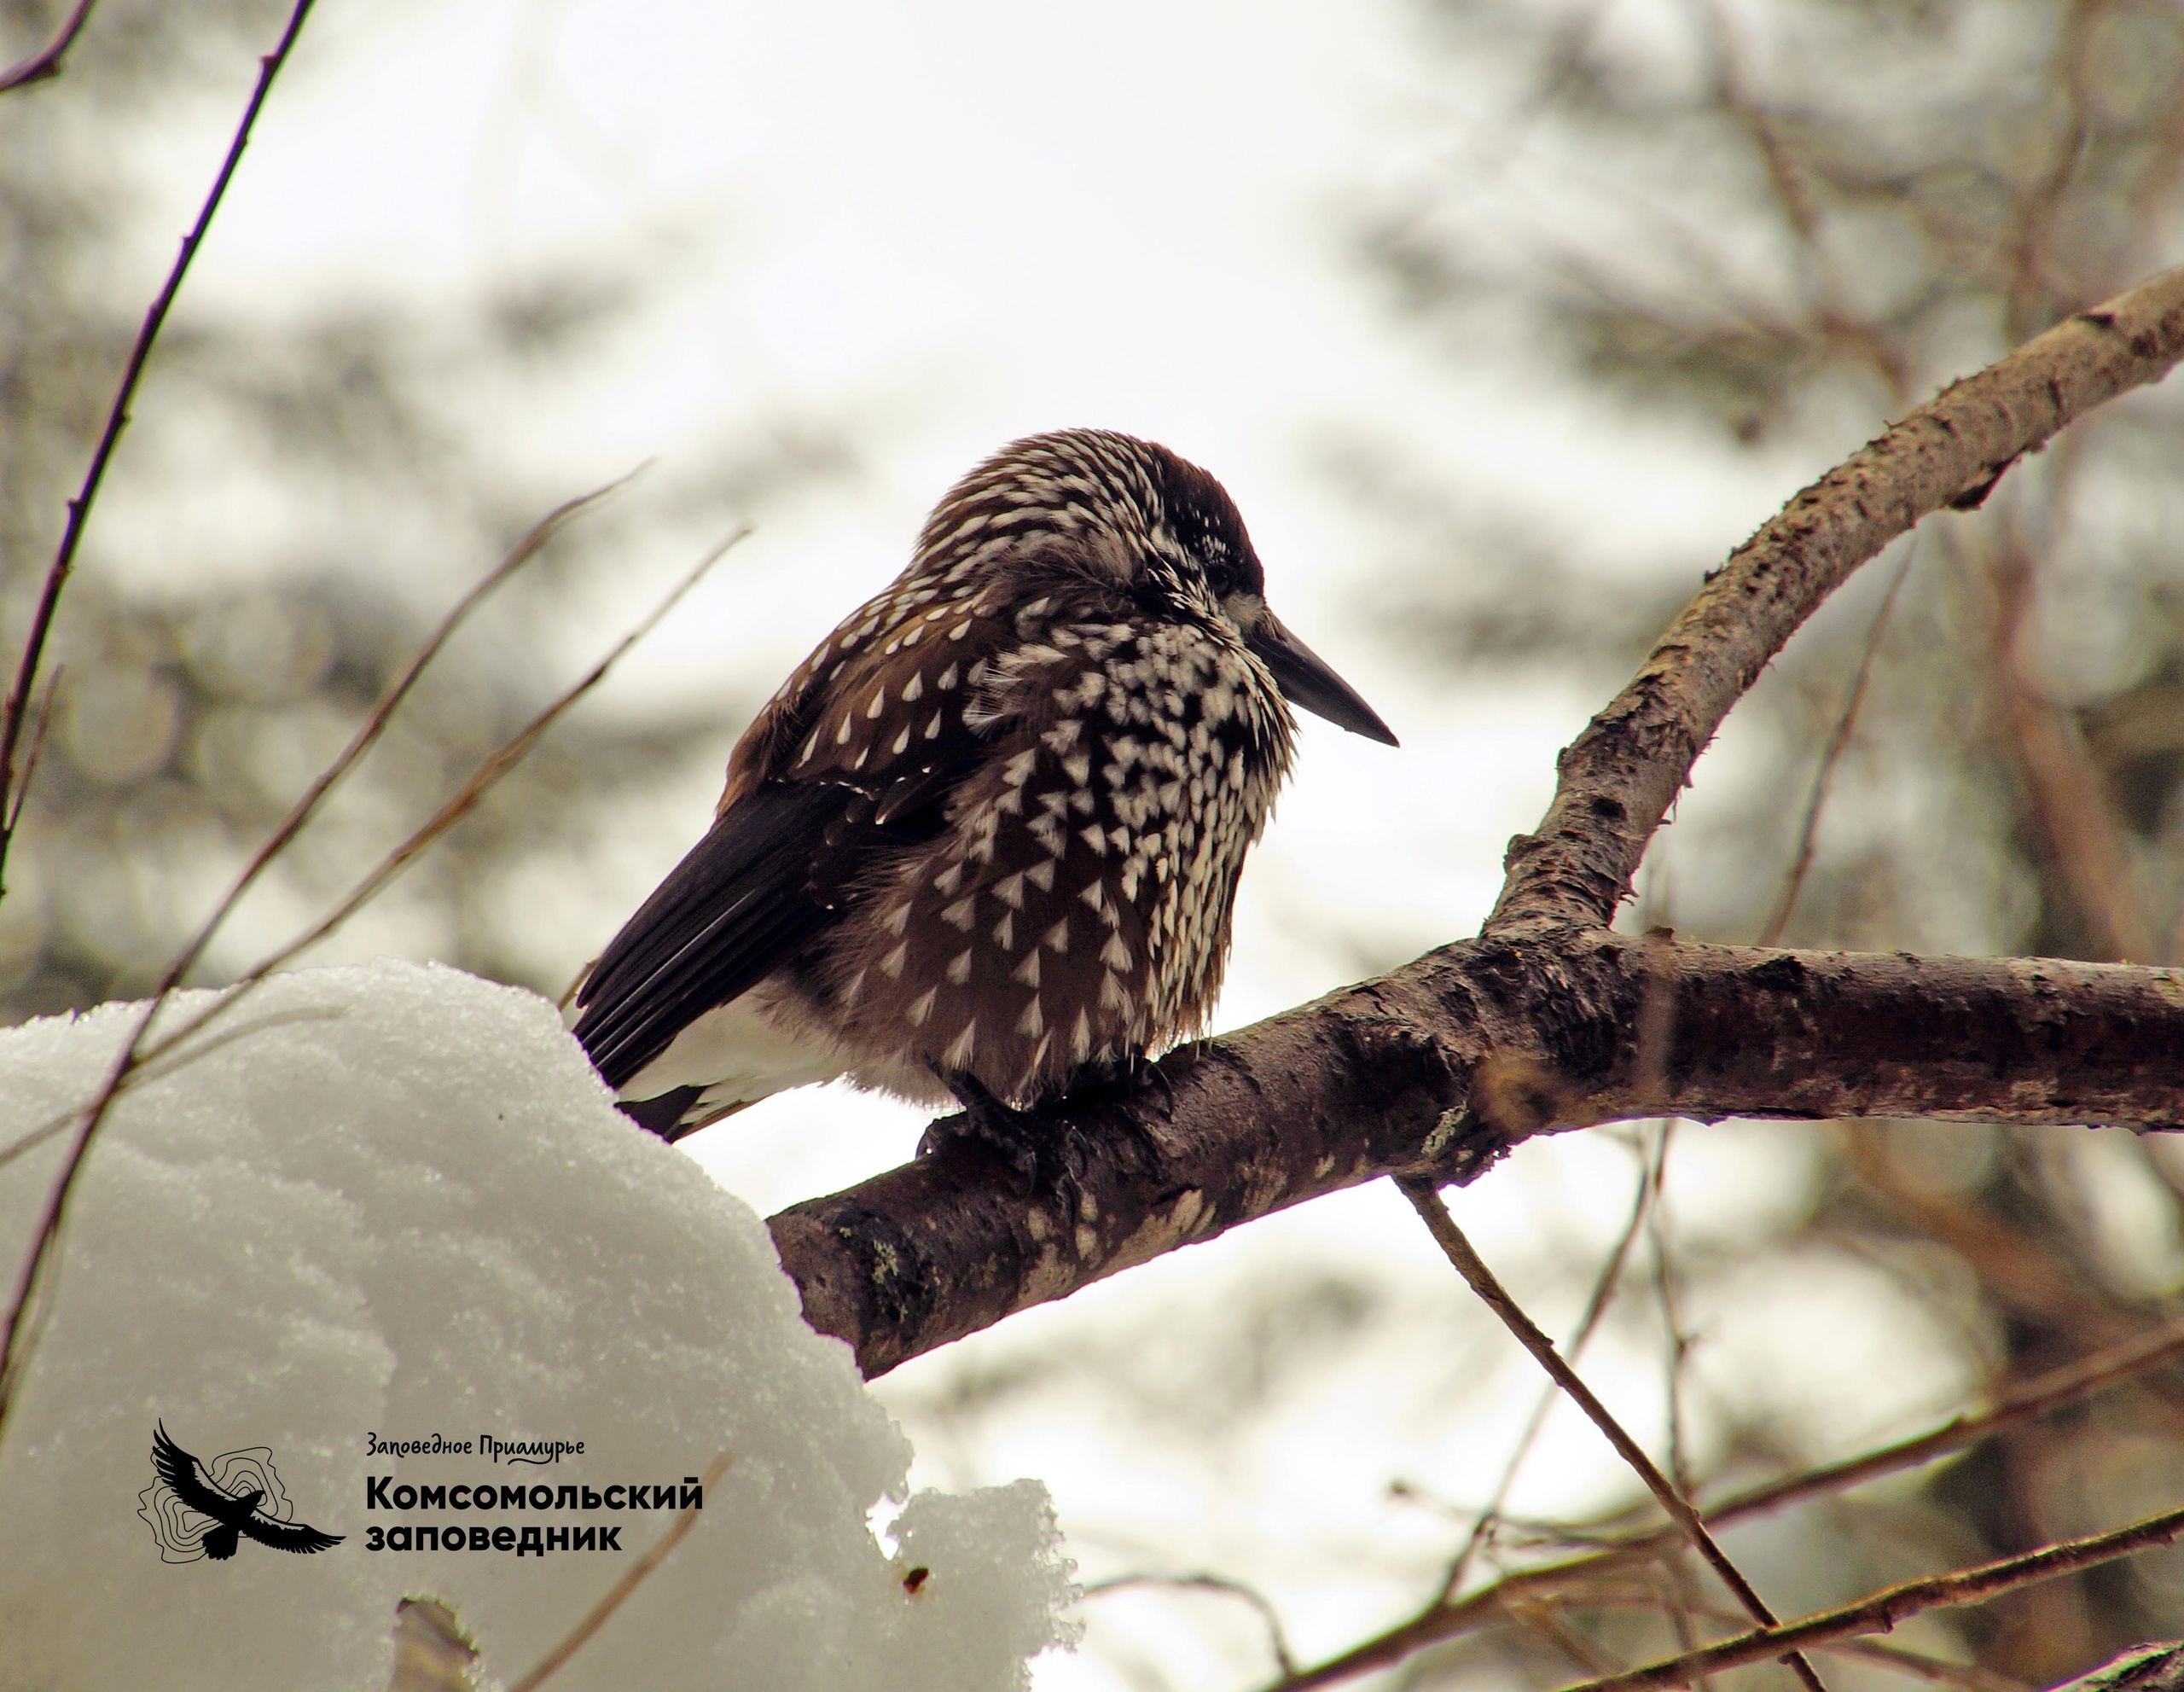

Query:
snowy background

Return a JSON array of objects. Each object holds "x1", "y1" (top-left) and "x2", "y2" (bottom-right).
[{"x1": 9, "y1": 0, "x2": 2184, "y2": 1686}]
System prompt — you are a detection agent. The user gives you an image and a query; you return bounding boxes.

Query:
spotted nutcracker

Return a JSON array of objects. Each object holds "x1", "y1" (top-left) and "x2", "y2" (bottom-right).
[{"x1": 571, "y1": 428, "x2": 1397, "y2": 1163}]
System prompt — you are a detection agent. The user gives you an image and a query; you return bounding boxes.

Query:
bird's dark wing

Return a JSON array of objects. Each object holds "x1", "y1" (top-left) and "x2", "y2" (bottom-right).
[
  {"x1": 575, "y1": 570, "x2": 1127, "y2": 1093},
  {"x1": 242, "y1": 1511, "x2": 344, "y2": 1554},
  {"x1": 152, "y1": 1423, "x2": 241, "y2": 1524},
  {"x1": 572, "y1": 782, "x2": 863, "y2": 1088}
]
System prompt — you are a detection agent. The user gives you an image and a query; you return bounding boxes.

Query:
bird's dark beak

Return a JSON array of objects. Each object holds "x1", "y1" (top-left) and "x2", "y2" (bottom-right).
[{"x1": 1242, "y1": 602, "x2": 1399, "y2": 747}]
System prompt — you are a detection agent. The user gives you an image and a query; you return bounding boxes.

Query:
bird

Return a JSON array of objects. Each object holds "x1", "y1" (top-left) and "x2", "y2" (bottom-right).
[
  {"x1": 570, "y1": 428, "x2": 1397, "y2": 1170},
  {"x1": 148, "y1": 1423, "x2": 345, "y2": 1559}
]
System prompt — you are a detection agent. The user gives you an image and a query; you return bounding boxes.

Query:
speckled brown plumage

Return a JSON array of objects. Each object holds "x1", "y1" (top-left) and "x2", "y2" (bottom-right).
[{"x1": 572, "y1": 429, "x2": 1397, "y2": 1143}]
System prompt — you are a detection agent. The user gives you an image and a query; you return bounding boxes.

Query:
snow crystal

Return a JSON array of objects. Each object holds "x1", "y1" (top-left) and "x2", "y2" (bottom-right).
[{"x1": 0, "y1": 959, "x2": 1075, "y2": 1690}]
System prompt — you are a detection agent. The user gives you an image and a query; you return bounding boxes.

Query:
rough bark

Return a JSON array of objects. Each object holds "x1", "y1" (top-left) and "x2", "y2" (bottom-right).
[
  {"x1": 765, "y1": 266, "x2": 2184, "y2": 1381},
  {"x1": 774, "y1": 935, "x2": 2184, "y2": 1376}
]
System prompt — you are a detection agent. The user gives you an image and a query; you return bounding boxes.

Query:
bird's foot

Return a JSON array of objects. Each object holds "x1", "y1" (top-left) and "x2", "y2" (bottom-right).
[
  {"x1": 1068, "y1": 1048, "x2": 1181, "y2": 1119},
  {"x1": 921, "y1": 1073, "x2": 1087, "y2": 1203}
]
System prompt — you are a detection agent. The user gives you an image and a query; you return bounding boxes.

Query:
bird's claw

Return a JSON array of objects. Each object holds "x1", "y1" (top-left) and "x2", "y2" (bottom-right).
[{"x1": 921, "y1": 1074, "x2": 1089, "y2": 1212}]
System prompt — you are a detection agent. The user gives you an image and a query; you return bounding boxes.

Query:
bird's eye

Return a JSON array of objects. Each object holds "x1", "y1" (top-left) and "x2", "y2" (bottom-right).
[{"x1": 1194, "y1": 539, "x2": 1240, "y2": 598}]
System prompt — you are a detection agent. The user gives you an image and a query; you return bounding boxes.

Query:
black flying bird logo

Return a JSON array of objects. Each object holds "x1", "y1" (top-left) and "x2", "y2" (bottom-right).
[{"x1": 145, "y1": 1422, "x2": 344, "y2": 1561}]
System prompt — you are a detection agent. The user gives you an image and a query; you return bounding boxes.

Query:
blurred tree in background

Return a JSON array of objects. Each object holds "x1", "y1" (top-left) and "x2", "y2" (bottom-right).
[{"x1": 1318, "y1": 0, "x2": 2184, "y2": 1683}]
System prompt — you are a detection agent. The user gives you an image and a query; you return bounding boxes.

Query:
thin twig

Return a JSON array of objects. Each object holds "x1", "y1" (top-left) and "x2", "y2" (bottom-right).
[
  {"x1": 129, "y1": 490, "x2": 682, "y2": 1090},
  {"x1": 0, "y1": 481, "x2": 633, "y2": 1190},
  {"x1": 230, "y1": 523, "x2": 747, "y2": 985},
  {"x1": 1759, "y1": 542, "x2": 1918, "y2": 947},
  {"x1": 1641, "y1": 1123, "x2": 1710, "y2": 1682},
  {"x1": 505, "y1": 1451, "x2": 731, "y2": 1692},
  {"x1": 0, "y1": 496, "x2": 700, "y2": 1447},
  {"x1": 1547, "y1": 1501, "x2": 2184, "y2": 1692},
  {"x1": 1566, "y1": 1594, "x2": 2036, "y2": 1692},
  {"x1": 0, "y1": 1007, "x2": 345, "y2": 1177},
  {"x1": 1645, "y1": 1125, "x2": 1693, "y2": 1499},
  {"x1": 1265, "y1": 1312, "x2": 2184, "y2": 1690},
  {"x1": 0, "y1": 0, "x2": 317, "y2": 901},
  {"x1": 1439, "y1": 1141, "x2": 1655, "y2": 1599},
  {"x1": 177, "y1": 474, "x2": 641, "y2": 995},
  {"x1": 1080, "y1": 1573, "x2": 1298, "y2": 1677},
  {"x1": 0, "y1": 485, "x2": 627, "y2": 1434},
  {"x1": 1396, "y1": 1177, "x2": 1827, "y2": 1692},
  {"x1": 1981, "y1": 520, "x2": 2154, "y2": 962},
  {"x1": 0, "y1": 0, "x2": 327, "y2": 1439},
  {"x1": 4, "y1": 666, "x2": 61, "y2": 835},
  {"x1": 0, "y1": 0, "x2": 97, "y2": 96},
  {"x1": 1, "y1": 510, "x2": 726, "y2": 1189}
]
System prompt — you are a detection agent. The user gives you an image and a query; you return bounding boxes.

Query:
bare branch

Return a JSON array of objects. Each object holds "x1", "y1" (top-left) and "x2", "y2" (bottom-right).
[
  {"x1": 224, "y1": 521, "x2": 741, "y2": 985},
  {"x1": 1079, "y1": 1574, "x2": 1298, "y2": 1678},
  {"x1": 764, "y1": 268, "x2": 2184, "y2": 1381},
  {"x1": 1263, "y1": 1316, "x2": 2184, "y2": 1691},
  {"x1": 1545, "y1": 1503, "x2": 2184, "y2": 1692},
  {"x1": 2048, "y1": 1646, "x2": 2184, "y2": 1692},
  {"x1": 4, "y1": 666, "x2": 61, "y2": 835},
  {"x1": 0, "y1": 0, "x2": 98, "y2": 97},
  {"x1": 0, "y1": 0, "x2": 319, "y2": 900},
  {"x1": 1758, "y1": 543, "x2": 1917, "y2": 947},
  {"x1": 505, "y1": 1451, "x2": 730, "y2": 1692},
  {"x1": 1396, "y1": 1177, "x2": 1827, "y2": 1691},
  {"x1": 0, "y1": 486, "x2": 623, "y2": 1437},
  {"x1": 0, "y1": 498, "x2": 713, "y2": 1450},
  {"x1": 1487, "y1": 266, "x2": 2184, "y2": 936},
  {"x1": 1438, "y1": 1143, "x2": 1653, "y2": 1599},
  {"x1": 173, "y1": 474, "x2": 640, "y2": 994}
]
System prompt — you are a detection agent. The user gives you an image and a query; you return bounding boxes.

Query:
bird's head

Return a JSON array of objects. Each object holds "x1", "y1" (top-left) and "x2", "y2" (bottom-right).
[{"x1": 915, "y1": 428, "x2": 1399, "y2": 746}]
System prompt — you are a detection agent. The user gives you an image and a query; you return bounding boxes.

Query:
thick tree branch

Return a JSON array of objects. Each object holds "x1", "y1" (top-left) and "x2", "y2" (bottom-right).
[{"x1": 773, "y1": 934, "x2": 2184, "y2": 1376}]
